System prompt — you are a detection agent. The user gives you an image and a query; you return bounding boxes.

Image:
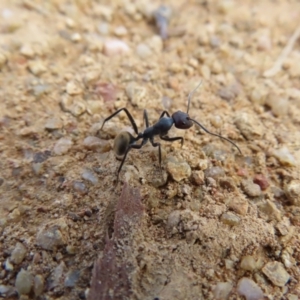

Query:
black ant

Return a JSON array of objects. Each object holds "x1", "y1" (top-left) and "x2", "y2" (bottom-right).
[{"x1": 100, "y1": 82, "x2": 242, "y2": 182}]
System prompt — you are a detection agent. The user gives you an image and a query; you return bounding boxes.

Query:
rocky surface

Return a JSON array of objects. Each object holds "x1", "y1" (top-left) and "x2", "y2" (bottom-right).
[{"x1": 0, "y1": 0, "x2": 300, "y2": 299}]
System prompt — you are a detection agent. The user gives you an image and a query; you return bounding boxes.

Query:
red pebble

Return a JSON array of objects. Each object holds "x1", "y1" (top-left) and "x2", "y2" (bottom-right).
[
  {"x1": 237, "y1": 168, "x2": 248, "y2": 177},
  {"x1": 253, "y1": 174, "x2": 269, "y2": 190}
]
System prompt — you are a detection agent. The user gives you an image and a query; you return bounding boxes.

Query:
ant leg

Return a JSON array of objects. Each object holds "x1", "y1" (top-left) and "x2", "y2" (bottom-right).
[
  {"x1": 159, "y1": 111, "x2": 170, "y2": 119},
  {"x1": 160, "y1": 135, "x2": 184, "y2": 147},
  {"x1": 116, "y1": 138, "x2": 148, "y2": 182},
  {"x1": 143, "y1": 110, "x2": 150, "y2": 128},
  {"x1": 100, "y1": 108, "x2": 139, "y2": 135},
  {"x1": 150, "y1": 138, "x2": 162, "y2": 172}
]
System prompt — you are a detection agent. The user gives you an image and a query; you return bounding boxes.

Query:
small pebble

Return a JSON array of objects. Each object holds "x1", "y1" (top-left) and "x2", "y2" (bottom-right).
[
  {"x1": 211, "y1": 61, "x2": 223, "y2": 74},
  {"x1": 153, "y1": 5, "x2": 172, "y2": 39},
  {"x1": 64, "y1": 270, "x2": 80, "y2": 287},
  {"x1": 192, "y1": 170, "x2": 205, "y2": 185},
  {"x1": 237, "y1": 277, "x2": 264, "y2": 300},
  {"x1": 249, "y1": 88, "x2": 266, "y2": 105},
  {"x1": 125, "y1": 82, "x2": 147, "y2": 108},
  {"x1": 162, "y1": 96, "x2": 172, "y2": 110},
  {"x1": 73, "y1": 181, "x2": 87, "y2": 194},
  {"x1": 276, "y1": 217, "x2": 290, "y2": 236},
  {"x1": 136, "y1": 43, "x2": 152, "y2": 58},
  {"x1": 218, "y1": 86, "x2": 236, "y2": 101},
  {"x1": 217, "y1": 0, "x2": 235, "y2": 14},
  {"x1": 227, "y1": 197, "x2": 249, "y2": 216},
  {"x1": 83, "y1": 136, "x2": 111, "y2": 152},
  {"x1": 213, "y1": 282, "x2": 233, "y2": 300},
  {"x1": 97, "y1": 22, "x2": 110, "y2": 35},
  {"x1": 32, "y1": 84, "x2": 50, "y2": 98},
  {"x1": 45, "y1": 118, "x2": 63, "y2": 130},
  {"x1": 66, "y1": 81, "x2": 82, "y2": 95},
  {"x1": 221, "y1": 212, "x2": 241, "y2": 226},
  {"x1": 272, "y1": 147, "x2": 296, "y2": 167},
  {"x1": 166, "y1": 210, "x2": 181, "y2": 232},
  {"x1": 4, "y1": 259, "x2": 14, "y2": 271},
  {"x1": 93, "y1": 4, "x2": 113, "y2": 21},
  {"x1": 166, "y1": 157, "x2": 191, "y2": 182},
  {"x1": 257, "y1": 35, "x2": 272, "y2": 51},
  {"x1": 7, "y1": 208, "x2": 21, "y2": 222},
  {"x1": 234, "y1": 113, "x2": 264, "y2": 140},
  {"x1": 253, "y1": 174, "x2": 269, "y2": 191},
  {"x1": 262, "y1": 261, "x2": 290, "y2": 287},
  {"x1": 94, "y1": 82, "x2": 117, "y2": 103},
  {"x1": 65, "y1": 18, "x2": 75, "y2": 29},
  {"x1": 265, "y1": 94, "x2": 288, "y2": 117},
  {"x1": 0, "y1": 285, "x2": 16, "y2": 298},
  {"x1": 71, "y1": 33, "x2": 81, "y2": 42},
  {"x1": 257, "y1": 200, "x2": 281, "y2": 221},
  {"x1": 15, "y1": 269, "x2": 33, "y2": 295},
  {"x1": 114, "y1": 26, "x2": 127, "y2": 36},
  {"x1": 148, "y1": 35, "x2": 163, "y2": 53},
  {"x1": 241, "y1": 180, "x2": 261, "y2": 197},
  {"x1": 36, "y1": 218, "x2": 68, "y2": 250},
  {"x1": 285, "y1": 180, "x2": 300, "y2": 206},
  {"x1": 28, "y1": 61, "x2": 47, "y2": 76},
  {"x1": 20, "y1": 44, "x2": 35, "y2": 58},
  {"x1": 11, "y1": 242, "x2": 27, "y2": 264},
  {"x1": 240, "y1": 256, "x2": 258, "y2": 271},
  {"x1": 87, "y1": 101, "x2": 102, "y2": 115},
  {"x1": 81, "y1": 169, "x2": 98, "y2": 185},
  {"x1": 149, "y1": 171, "x2": 168, "y2": 188},
  {"x1": 103, "y1": 39, "x2": 130, "y2": 56},
  {"x1": 48, "y1": 262, "x2": 65, "y2": 289},
  {"x1": 53, "y1": 137, "x2": 73, "y2": 155},
  {"x1": 83, "y1": 71, "x2": 100, "y2": 86},
  {"x1": 33, "y1": 275, "x2": 44, "y2": 297},
  {"x1": 204, "y1": 166, "x2": 225, "y2": 179}
]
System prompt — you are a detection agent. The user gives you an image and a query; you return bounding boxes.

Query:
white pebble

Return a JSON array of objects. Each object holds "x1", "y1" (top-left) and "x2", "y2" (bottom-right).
[
  {"x1": 93, "y1": 4, "x2": 113, "y2": 21},
  {"x1": 71, "y1": 33, "x2": 82, "y2": 42},
  {"x1": 136, "y1": 43, "x2": 152, "y2": 58},
  {"x1": 148, "y1": 35, "x2": 163, "y2": 53},
  {"x1": 103, "y1": 39, "x2": 130, "y2": 56},
  {"x1": 66, "y1": 80, "x2": 82, "y2": 95},
  {"x1": 237, "y1": 277, "x2": 264, "y2": 300},
  {"x1": 213, "y1": 282, "x2": 233, "y2": 300},
  {"x1": 114, "y1": 26, "x2": 127, "y2": 36},
  {"x1": 53, "y1": 138, "x2": 73, "y2": 155},
  {"x1": 273, "y1": 147, "x2": 296, "y2": 167},
  {"x1": 82, "y1": 169, "x2": 98, "y2": 185},
  {"x1": 20, "y1": 44, "x2": 35, "y2": 58},
  {"x1": 28, "y1": 60, "x2": 47, "y2": 76},
  {"x1": 65, "y1": 18, "x2": 75, "y2": 29}
]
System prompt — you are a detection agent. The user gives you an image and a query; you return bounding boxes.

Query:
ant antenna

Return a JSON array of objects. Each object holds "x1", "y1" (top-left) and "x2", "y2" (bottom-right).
[
  {"x1": 187, "y1": 117, "x2": 242, "y2": 154},
  {"x1": 187, "y1": 81, "x2": 203, "y2": 114}
]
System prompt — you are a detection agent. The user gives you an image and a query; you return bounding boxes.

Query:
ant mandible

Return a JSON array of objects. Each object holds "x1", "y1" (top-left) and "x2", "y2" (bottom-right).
[{"x1": 100, "y1": 81, "x2": 242, "y2": 182}]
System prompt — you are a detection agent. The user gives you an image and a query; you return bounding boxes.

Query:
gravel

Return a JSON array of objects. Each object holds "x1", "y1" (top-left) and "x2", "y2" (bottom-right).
[{"x1": 1, "y1": 1, "x2": 300, "y2": 299}]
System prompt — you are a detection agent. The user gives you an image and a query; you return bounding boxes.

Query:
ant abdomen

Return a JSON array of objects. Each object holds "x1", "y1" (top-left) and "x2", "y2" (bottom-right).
[{"x1": 113, "y1": 131, "x2": 135, "y2": 157}]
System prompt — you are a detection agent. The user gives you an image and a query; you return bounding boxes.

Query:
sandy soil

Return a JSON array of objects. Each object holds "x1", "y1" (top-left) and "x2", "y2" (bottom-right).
[{"x1": 1, "y1": 0, "x2": 300, "y2": 299}]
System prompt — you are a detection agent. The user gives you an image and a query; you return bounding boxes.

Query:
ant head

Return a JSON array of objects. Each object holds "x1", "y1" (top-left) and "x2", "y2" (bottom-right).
[{"x1": 172, "y1": 111, "x2": 193, "y2": 129}]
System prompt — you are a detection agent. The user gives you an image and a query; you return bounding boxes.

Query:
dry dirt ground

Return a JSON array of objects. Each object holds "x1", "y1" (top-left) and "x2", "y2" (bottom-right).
[{"x1": 1, "y1": 0, "x2": 300, "y2": 299}]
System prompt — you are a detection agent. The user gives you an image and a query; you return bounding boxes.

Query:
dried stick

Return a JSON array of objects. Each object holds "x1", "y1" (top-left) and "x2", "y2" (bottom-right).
[{"x1": 263, "y1": 24, "x2": 300, "y2": 77}]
